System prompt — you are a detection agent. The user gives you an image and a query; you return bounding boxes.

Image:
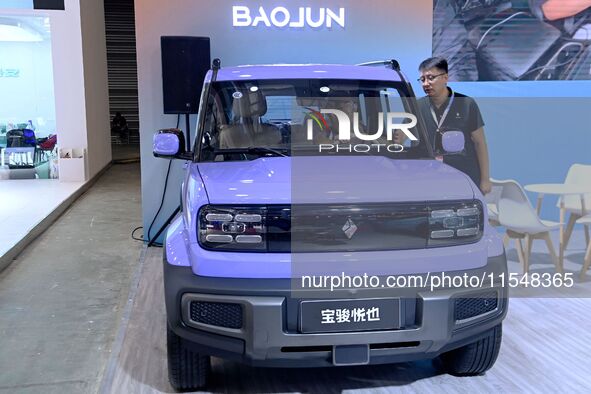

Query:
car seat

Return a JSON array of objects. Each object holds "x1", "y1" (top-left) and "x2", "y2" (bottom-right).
[{"x1": 218, "y1": 90, "x2": 281, "y2": 149}]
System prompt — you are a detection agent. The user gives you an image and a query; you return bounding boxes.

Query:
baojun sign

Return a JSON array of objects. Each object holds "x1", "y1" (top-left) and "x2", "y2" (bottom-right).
[{"x1": 232, "y1": 6, "x2": 346, "y2": 29}]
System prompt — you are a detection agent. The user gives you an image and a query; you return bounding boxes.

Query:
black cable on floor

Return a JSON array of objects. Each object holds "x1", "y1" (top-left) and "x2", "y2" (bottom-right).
[
  {"x1": 131, "y1": 226, "x2": 162, "y2": 247},
  {"x1": 131, "y1": 226, "x2": 144, "y2": 241}
]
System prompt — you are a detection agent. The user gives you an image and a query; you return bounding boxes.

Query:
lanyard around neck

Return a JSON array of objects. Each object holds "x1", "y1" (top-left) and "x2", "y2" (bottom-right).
[{"x1": 430, "y1": 89, "x2": 455, "y2": 132}]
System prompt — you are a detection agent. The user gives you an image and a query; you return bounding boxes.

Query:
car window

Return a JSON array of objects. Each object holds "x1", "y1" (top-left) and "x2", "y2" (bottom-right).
[{"x1": 198, "y1": 79, "x2": 430, "y2": 161}]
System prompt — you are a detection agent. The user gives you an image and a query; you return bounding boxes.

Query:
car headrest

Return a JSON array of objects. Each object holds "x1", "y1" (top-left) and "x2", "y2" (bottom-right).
[{"x1": 232, "y1": 90, "x2": 267, "y2": 118}]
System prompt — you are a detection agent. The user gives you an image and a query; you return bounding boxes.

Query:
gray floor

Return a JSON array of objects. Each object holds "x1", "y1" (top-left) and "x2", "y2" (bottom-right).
[
  {"x1": 111, "y1": 144, "x2": 140, "y2": 163},
  {"x1": 0, "y1": 162, "x2": 143, "y2": 393},
  {"x1": 2, "y1": 161, "x2": 591, "y2": 393}
]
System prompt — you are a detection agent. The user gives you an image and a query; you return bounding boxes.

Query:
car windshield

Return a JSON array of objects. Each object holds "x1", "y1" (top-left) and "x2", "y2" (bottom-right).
[{"x1": 197, "y1": 78, "x2": 431, "y2": 161}]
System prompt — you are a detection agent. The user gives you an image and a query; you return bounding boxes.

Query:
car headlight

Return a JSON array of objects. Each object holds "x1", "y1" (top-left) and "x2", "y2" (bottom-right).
[
  {"x1": 198, "y1": 206, "x2": 267, "y2": 251},
  {"x1": 198, "y1": 201, "x2": 483, "y2": 252},
  {"x1": 427, "y1": 200, "x2": 483, "y2": 247}
]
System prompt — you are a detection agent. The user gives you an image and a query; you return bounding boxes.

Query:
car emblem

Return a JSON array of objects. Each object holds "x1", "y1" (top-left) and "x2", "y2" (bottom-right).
[{"x1": 342, "y1": 218, "x2": 358, "y2": 239}]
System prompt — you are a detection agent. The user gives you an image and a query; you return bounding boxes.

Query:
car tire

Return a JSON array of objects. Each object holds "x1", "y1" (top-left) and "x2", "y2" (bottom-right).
[
  {"x1": 440, "y1": 324, "x2": 502, "y2": 376},
  {"x1": 167, "y1": 325, "x2": 211, "y2": 391}
]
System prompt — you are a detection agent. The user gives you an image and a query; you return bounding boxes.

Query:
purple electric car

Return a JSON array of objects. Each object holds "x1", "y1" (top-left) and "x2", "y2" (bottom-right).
[{"x1": 153, "y1": 60, "x2": 508, "y2": 391}]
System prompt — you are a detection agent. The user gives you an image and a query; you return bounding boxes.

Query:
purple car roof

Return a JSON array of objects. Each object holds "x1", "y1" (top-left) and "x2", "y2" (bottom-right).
[{"x1": 212, "y1": 64, "x2": 407, "y2": 83}]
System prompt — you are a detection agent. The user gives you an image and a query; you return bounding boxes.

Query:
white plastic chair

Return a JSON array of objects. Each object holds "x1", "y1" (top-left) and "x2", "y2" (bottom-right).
[
  {"x1": 498, "y1": 180, "x2": 560, "y2": 273},
  {"x1": 485, "y1": 178, "x2": 505, "y2": 225},
  {"x1": 578, "y1": 214, "x2": 591, "y2": 278},
  {"x1": 485, "y1": 178, "x2": 513, "y2": 247},
  {"x1": 557, "y1": 164, "x2": 591, "y2": 250}
]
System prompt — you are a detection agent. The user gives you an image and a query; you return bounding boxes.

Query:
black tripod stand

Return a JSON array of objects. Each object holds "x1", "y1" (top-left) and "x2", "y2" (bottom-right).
[{"x1": 148, "y1": 205, "x2": 180, "y2": 247}]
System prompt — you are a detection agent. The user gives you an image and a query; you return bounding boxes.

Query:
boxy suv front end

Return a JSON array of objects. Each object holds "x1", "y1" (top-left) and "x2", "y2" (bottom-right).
[{"x1": 153, "y1": 61, "x2": 508, "y2": 391}]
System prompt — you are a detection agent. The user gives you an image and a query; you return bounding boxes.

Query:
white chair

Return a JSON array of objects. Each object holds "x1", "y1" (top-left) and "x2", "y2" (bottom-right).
[
  {"x1": 485, "y1": 178, "x2": 504, "y2": 225},
  {"x1": 558, "y1": 164, "x2": 591, "y2": 250},
  {"x1": 485, "y1": 178, "x2": 512, "y2": 247},
  {"x1": 498, "y1": 180, "x2": 560, "y2": 273},
  {"x1": 578, "y1": 214, "x2": 591, "y2": 278}
]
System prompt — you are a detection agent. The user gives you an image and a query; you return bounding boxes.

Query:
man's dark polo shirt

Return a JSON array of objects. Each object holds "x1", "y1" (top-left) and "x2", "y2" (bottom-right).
[{"x1": 418, "y1": 88, "x2": 485, "y2": 186}]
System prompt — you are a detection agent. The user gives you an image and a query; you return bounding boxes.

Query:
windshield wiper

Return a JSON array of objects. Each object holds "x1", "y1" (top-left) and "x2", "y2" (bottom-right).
[{"x1": 213, "y1": 147, "x2": 289, "y2": 157}]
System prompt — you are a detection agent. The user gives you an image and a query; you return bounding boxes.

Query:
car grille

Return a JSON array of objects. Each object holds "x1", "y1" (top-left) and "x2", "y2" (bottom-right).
[
  {"x1": 268, "y1": 203, "x2": 429, "y2": 252},
  {"x1": 189, "y1": 301, "x2": 243, "y2": 329},
  {"x1": 454, "y1": 291, "x2": 498, "y2": 321}
]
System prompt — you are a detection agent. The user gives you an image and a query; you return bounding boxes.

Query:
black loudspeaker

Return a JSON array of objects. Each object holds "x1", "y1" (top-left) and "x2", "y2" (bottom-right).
[{"x1": 161, "y1": 36, "x2": 211, "y2": 114}]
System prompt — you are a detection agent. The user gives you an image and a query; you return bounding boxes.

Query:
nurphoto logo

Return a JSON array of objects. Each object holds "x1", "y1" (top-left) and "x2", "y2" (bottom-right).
[{"x1": 306, "y1": 109, "x2": 418, "y2": 153}]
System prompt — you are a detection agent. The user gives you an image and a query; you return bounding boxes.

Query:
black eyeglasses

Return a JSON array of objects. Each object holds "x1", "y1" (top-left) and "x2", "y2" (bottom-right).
[{"x1": 417, "y1": 73, "x2": 447, "y2": 83}]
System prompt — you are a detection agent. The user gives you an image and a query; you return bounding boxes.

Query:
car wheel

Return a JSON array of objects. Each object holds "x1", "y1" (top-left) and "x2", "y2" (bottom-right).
[
  {"x1": 440, "y1": 324, "x2": 502, "y2": 376},
  {"x1": 167, "y1": 324, "x2": 211, "y2": 391}
]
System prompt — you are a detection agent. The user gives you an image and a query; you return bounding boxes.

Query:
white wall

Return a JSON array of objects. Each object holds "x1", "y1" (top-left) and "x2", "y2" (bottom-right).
[
  {"x1": 79, "y1": 0, "x2": 110, "y2": 178},
  {"x1": 49, "y1": 0, "x2": 88, "y2": 154}
]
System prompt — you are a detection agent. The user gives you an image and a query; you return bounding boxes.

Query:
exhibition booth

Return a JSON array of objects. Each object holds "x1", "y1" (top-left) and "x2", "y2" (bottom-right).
[
  {"x1": 0, "y1": 0, "x2": 111, "y2": 264},
  {"x1": 0, "y1": 14, "x2": 57, "y2": 180},
  {"x1": 1, "y1": 0, "x2": 591, "y2": 391}
]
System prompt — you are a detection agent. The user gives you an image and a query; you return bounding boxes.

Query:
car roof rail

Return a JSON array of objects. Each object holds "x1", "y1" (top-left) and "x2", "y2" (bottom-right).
[
  {"x1": 356, "y1": 59, "x2": 408, "y2": 84},
  {"x1": 356, "y1": 59, "x2": 401, "y2": 71},
  {"x1": 212, "y1": 58, "x2": 221, "y2": 82}
]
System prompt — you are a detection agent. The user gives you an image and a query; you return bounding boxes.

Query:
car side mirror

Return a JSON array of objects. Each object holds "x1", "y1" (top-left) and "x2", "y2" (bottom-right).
[
  {"x1": 153, "y1": 128, "x2": 191, "y2": 159},
  {"x1": 442, "y1": 130, "x2": 465, "y2": 154}
]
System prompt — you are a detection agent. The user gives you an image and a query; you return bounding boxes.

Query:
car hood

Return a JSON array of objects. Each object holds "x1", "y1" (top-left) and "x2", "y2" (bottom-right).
[{"x1": 194, "y1": 156, "x2": 475, "y2": 204}]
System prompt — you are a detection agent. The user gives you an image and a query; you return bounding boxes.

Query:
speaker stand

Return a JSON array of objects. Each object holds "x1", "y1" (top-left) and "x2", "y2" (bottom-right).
[
  {"x1": 184, "y1": 112, "x2": 191, "y2": 149},
  {"x1": 148, "y1": 205, "x2": 180, "y2": 247}
]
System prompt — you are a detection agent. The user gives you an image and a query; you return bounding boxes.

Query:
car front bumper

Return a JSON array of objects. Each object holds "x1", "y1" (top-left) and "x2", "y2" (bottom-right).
[{"x1": 164, "y1": 253, "x2": 508, "y2": 367}]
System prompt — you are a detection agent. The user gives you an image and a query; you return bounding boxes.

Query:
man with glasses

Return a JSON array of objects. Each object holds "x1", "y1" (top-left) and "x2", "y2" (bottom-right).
[{"x1": 417, "y1": 57, "x2": 492, "y2": 195}]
